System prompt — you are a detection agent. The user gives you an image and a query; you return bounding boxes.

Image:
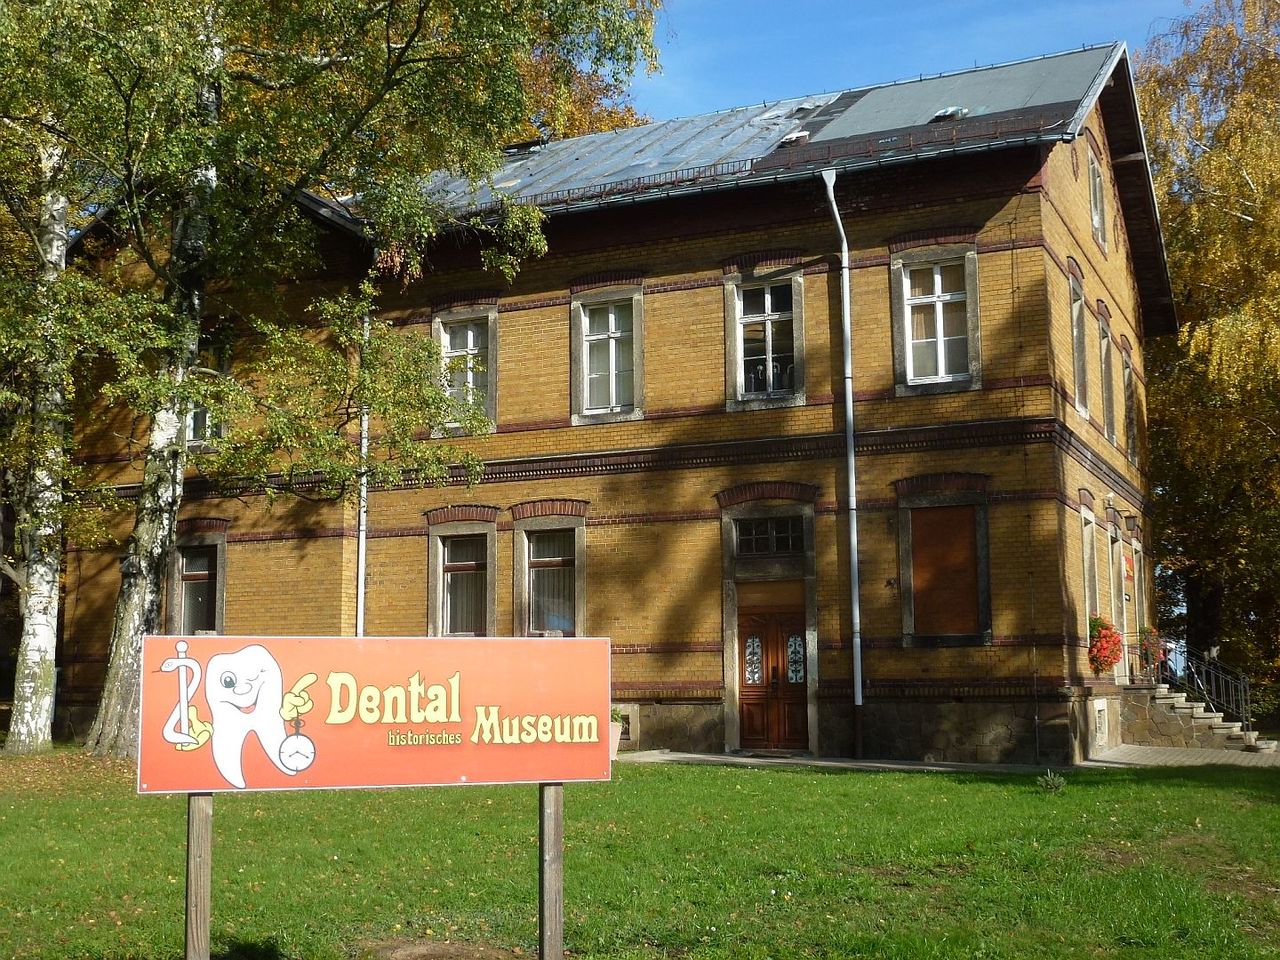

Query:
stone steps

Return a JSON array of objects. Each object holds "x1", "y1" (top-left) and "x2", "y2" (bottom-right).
[{"x1": 1122, "y1": 688, "x2": 1261, "y2": 754}]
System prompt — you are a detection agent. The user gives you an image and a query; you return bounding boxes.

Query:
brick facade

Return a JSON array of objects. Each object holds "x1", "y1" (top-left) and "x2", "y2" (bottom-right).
[{"x1": 60, "y1": 92, "x2": 1165, "y2": 763}]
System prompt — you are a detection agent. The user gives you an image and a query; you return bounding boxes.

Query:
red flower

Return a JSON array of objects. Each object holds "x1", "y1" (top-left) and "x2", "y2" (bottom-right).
[{"x1": 1088, "y1": 615, "x2": 1124, "y2": 674}]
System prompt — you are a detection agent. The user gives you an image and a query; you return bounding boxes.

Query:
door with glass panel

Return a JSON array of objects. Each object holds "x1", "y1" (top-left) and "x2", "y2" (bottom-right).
[{"x1": 738, "y1": 610, "x2": 807, "y2": 750}]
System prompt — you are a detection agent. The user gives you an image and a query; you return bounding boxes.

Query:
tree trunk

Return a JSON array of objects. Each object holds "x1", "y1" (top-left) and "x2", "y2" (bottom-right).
[
  {"x1": 85, "y1": 32, "x2": 220, "y2": 758},
  {"x1": 4, "y1": 140, "x2": 68, "y2": 755}
]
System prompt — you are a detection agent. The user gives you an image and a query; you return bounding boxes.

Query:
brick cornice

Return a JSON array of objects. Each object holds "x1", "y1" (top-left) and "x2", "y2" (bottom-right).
[
  {"x1": 721, "y1": 248, "x2": 806, "y2": 275},
  {"x1": 715, "y1": 481, "x2": 819, "y2": 508},
  {"x1": 431, "y1": 289, "x2": 501, "y2": 313},
  {"x1": 509, "y1": 497, "x2": 590, "y2": 520},
  {"x1": 177, "y1": 517, "x2": 231, "y2": 536},
  {"x1": 891, "y1": 472, "x2": 990, "y2": 498},
  {"x1": 424, "y1": 504, "x2": 500, "y2": 525},
  {"x1": 569, "y1": 270, "x2": 645, "y2": 294},
  {"x1": 888, "y1": 226, "x2": 978, "y2": 253}
]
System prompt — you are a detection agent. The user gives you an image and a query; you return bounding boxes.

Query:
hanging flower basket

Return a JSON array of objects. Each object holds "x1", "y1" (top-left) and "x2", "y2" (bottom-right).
[{"x1": 1088, "y1": 615, "x2": 1124, "y2": 674}]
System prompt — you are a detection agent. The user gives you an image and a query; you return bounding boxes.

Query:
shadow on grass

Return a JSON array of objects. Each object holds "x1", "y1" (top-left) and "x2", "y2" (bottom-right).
[
  {"x1": 214, "y1": 940, "x2": 284, "y2": 960},
  {"x1": 644, "y1": 754, "x2": 1280, "y2": 803}
]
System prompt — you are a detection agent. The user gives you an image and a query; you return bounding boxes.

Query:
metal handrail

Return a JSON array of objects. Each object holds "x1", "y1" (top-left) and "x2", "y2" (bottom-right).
[{"x1": 1162, "y1": 639, "x2": 1252, "y2": 732}]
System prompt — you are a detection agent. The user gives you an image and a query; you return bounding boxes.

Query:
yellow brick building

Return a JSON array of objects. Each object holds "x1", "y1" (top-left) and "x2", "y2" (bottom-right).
[{"x1": 58, "y1": 43, "x2": 1174, "y2": 763}]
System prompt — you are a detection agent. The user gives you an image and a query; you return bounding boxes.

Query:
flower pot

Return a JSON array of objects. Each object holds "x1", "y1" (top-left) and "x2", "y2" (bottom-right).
[{"x1": 609, "y1": 720, "x2": 624, "y2": 760}]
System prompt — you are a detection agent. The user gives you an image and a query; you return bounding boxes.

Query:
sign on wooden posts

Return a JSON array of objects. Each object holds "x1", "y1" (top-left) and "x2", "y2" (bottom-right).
[
  {"x1": 138, "y1": 635, "x2": 611, "y2": 793},
  {"x1": 138, "y1": 635, "x2": 611, "y2": 960}
]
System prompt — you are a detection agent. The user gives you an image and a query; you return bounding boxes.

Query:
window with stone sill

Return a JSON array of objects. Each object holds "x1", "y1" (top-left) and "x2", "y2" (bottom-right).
[
  {"x1": 1070, "y1": 274, "x2": 1089, "y2": 415},
  {"x1": 1089, "y1": 147, "x2": 1108, "y2": 251},
  {"x1": 513, "y1": 515, "x2": 587, "y2": 638},
  {"x1": 723, "y1": 271, "x2": 806, "y2": 411},
  {"x1": 889, "y1": 246, "x2": 981, "y2": 397},
  {"x1": 427, "y1": 519, "x2": 497, "y2": 638},
  {"x1": 431, "y1": 307, "x2": 498, "y2": 426},
  {"x1": 897, "y1": 495, "x2": 991, "y2": 647},
  {"x1": 571, "y1": 287, "x2": 644, "y2": 425},
  {"x1": 1099, "y1": 317, "x2": 1116, "y2": 443}
]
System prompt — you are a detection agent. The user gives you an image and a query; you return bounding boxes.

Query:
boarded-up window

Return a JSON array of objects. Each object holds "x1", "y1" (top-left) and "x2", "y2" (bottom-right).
[{"x1": 910, "y1": 505, "x2": 979, "y2": 636}]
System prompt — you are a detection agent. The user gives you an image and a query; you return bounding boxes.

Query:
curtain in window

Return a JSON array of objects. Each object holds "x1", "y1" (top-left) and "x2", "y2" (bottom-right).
[
  {"x1": 529, "y1": 530, "x2": 575, "y2": 635},
  {"x1": 444, "y1": 536, "x2": 485, "y2": 634}
]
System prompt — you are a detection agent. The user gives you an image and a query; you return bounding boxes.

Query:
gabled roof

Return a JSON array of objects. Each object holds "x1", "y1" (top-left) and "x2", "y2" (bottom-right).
[{"x1": 421, "y1": 42, "x2": 1175, "y2": 335}]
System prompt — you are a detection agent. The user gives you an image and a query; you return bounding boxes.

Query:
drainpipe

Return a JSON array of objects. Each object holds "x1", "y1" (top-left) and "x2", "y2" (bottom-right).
[
  {"x1": 820, "y1": 168, "x2": 864, "y2": 758},
  {"x1": 355, "y1": 310, "x2": 370, "y2": 638}
]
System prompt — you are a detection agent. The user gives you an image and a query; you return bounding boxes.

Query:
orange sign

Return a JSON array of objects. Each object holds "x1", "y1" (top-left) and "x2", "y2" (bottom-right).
[{"x1": 137, "y1": 636, "x2": 611, "y2": 794}]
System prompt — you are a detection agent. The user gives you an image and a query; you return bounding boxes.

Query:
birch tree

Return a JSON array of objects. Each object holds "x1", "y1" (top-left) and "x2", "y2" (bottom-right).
[
  {"x1": 0, "y1": 2, "x2": 161, "y2": 752},
  {"x1": 47, "y1": 0, "x2": 657, "y2": 757}
]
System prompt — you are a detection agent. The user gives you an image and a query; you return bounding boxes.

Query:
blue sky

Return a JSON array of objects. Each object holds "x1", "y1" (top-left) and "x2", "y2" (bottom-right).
[{"x1": 629, "y1": 0, "x2": 1192, "y2": 119}]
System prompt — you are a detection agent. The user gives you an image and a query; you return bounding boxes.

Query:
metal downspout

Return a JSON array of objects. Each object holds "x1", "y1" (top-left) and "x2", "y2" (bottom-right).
[
  {"x1": 820, "y1": 169, "x2": 864, "y2": 757},
  {"x1": 355, "y1": 311, "x2": 370, "y2": 637}
]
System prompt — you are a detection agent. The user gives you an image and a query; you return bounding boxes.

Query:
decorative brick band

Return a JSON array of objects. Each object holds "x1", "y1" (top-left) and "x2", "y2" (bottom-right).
[
  {"x1": 612, "y1": 642, "x2": 723, "y2": 654},
  {"x1": 569, "y1": 270, "x2": 645, "y2": 294},
  {"x1": 888, "y1": 226, "x2": 977, "y2": 253},
  {"x1": 509, "y1": 498, "x2": 590, "y2": 520},
  {"x1": 721, "y1": 248, "x2": 805, "y2": 275},
  {"x1": 431, "y1": 290, "x2": 500, "y2": 313},
  {"x1": 424, "y1": 504, "x2": 500, "y2": 526},
  {"x1": 715, "y1": 480, "x2": 820, "y2": 508},
  {"x1": 892, "y1": 472, "x2": 990, "y2": 498},
  {"x1": 177, "y1": 517, "x2": 231, "y2": 536}
]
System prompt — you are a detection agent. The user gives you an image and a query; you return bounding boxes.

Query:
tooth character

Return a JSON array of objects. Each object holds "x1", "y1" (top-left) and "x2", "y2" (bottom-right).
[{"x1": 204, "y1": 644, "x2": 295, "y2": 789}]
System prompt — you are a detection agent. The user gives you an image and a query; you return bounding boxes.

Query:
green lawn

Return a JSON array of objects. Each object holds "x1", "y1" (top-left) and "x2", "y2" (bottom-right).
[{"x1": 1, "y1": 752, "x2": 1278, "y2": 959}]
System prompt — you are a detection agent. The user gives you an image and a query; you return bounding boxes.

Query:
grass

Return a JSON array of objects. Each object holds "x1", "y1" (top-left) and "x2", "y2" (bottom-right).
[{"x1": 2, "y1": 752, "x2": 1279, "y2": 959}]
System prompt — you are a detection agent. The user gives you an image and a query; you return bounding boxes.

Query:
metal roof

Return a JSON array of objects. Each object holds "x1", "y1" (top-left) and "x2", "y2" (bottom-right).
[
  {"x1": 425, "y1": 44, "x2": 1124, "y2": 215},
  {"x1": 358, "y1": 41, "x2": 1174, "y2": 335}
]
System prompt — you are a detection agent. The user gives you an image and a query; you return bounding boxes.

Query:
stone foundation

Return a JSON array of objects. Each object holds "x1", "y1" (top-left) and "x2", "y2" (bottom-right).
[
  {"x1": 862, "y1": 697, "x2": 1082, "y2": 765},
  {"x1": 634, "y1": 702, "x2": 724, "y2": 753}
]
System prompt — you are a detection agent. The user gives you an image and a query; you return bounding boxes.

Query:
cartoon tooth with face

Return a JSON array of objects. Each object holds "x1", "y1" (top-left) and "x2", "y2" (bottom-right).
[{"x1": 191, "y1": 644, "x2": 316, "y2": 789}]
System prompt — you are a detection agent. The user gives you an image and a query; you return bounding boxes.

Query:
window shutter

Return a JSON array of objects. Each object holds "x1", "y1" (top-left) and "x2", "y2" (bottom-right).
[{"x1": 911, "y1": 505, "x2": 980, "y2": 635}]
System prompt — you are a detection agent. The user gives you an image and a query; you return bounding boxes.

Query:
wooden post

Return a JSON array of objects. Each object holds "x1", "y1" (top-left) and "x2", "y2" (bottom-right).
[
  {"x1": 186, "y1": 793, "x2": 213, "y2": 960},
  {"x1": 538, "y1": 783, "x2": 564, "y2": 960}
]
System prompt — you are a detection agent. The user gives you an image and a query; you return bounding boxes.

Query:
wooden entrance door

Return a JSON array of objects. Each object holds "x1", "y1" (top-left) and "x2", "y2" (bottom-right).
[{"x1": 738, "y1": 610, "x2": 808, "y2": 750}]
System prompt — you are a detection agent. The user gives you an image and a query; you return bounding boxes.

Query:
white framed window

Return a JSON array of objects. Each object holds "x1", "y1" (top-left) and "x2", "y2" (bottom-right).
[
  {"x1": 441, "y1": 535, "x2": 486, "y2": 636},
  {"x1": 1070, "y1": 274, "x2": 1088, "y2": 415},
  {"x1": 528, "y1": 530, "x2": 576, "y2": 636},
  {"x1": 431, "y1": 307, "x2": 498, "y2": 425},
  {"x1": 1133, "y1": 539, "x2": 1146, "y2": 633},
  {"x1": 513, "y1": 513, "x2": 586, "y2": 638},
  {"x1": 889, "y1": 245, "x2": 980, "y2": 396},
  {"x1": 179, "y1": 546, "x2": 218, "y2": 635},
  {"x1": 427, "y1": 516, "x2": 497, "y2": 637},
  {"x1": 583, "y1": 300, "x2": 634, "y2": 414},
  {"x1": 187, "y1": 336, "x2": 229, "y2": 448},
  {"x1": 738, "y1": 282, "x2": 796, "y2": 397},
  {"x1": 571, "y1": 287, "x2": 644, "y2": 424},
  {"x1": 1081, "y1": 506, "x2": 1099, "y2": 624},
  {"x1": 1123, "y1": 355, "x2": 1137, "y2": 463},
  {"x1": 1089, "y1": 148, "x2": 1108, "y2": 250},
  {"x1": 1109, "y1": 523, "x2": 1125, "y2": 631},
  {"x1": 723, "y1": 267, "x2": 805, "y2": 411},
  {"x1": 442, "y1": 319, "x2": 488, "y2": 407},
  {"x1": 904, "y1": 262, "x2": 970, "y2": 383},
  {"x1": 1099, "y1": 318, "x2": 1116, "y2": 442}
]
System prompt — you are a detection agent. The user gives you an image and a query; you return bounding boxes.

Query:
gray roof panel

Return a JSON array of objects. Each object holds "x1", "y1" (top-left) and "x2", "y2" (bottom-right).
[{"x1": 811, "y1": 46, "x2": 1116, "y2": 141}]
